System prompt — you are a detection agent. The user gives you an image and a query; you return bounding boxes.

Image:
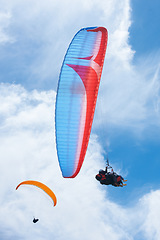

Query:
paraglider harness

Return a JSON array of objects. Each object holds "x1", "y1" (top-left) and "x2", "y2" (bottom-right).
[{"x1": 95, "y1": 159, "x2": 127, "y2": 187}]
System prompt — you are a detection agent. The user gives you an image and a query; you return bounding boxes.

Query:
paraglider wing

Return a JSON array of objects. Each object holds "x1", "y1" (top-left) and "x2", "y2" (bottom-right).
[
  {"x1": 16, "y1": 180, "x2": 57, "y2": 206},
  {"x1": 55, "y1": 27, "x2": 108, "y2": 178}
]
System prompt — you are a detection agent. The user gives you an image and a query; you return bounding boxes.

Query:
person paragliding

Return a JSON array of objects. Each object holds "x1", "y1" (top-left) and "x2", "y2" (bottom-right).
[
  {"x1": 33, "y1": 218, "x2": 39, "y2": 223},
  {"x1": 16, "y1": 180, "x2": 57, "y2": 223},
  {"x1": 95, "y1": 159, "x2": 127, "y2": 187}
]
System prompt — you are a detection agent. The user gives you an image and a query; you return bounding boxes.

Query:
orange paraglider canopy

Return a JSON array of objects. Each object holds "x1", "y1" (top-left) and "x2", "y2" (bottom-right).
[{"x1": 16, "y1": 180, "x2": 57, "y2": 206}]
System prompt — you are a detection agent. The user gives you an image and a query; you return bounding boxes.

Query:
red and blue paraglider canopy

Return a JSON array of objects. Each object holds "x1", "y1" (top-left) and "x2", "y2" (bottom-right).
[{"x1": 55, "y1": 27, "x2": 108, "y2": 178}]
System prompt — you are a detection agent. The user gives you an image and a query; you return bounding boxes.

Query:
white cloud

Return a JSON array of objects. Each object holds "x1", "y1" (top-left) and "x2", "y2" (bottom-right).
[
  {"x1": 0, "y1": 83, "x2": 160, "y2": 240},
  {"x1": 141, "y1": 190, "x2": 160, "y2": 240},
  {"x1": 0, "y1": 11, "x2": 14, "y2": 44}
]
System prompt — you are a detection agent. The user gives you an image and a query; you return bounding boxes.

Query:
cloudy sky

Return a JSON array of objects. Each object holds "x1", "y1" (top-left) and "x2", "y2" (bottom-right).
[{"x1": 0, "y1": 0, "x2": 160, "y2": 239}]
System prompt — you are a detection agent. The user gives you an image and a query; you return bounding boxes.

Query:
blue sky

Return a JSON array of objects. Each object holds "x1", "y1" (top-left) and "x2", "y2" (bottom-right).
[
  {"x1": 130, "y1": 0, "x2": 160, "y2": 59},
  {"x1": 0, "y1": 0, "x2": 160, "y2": 239}
]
